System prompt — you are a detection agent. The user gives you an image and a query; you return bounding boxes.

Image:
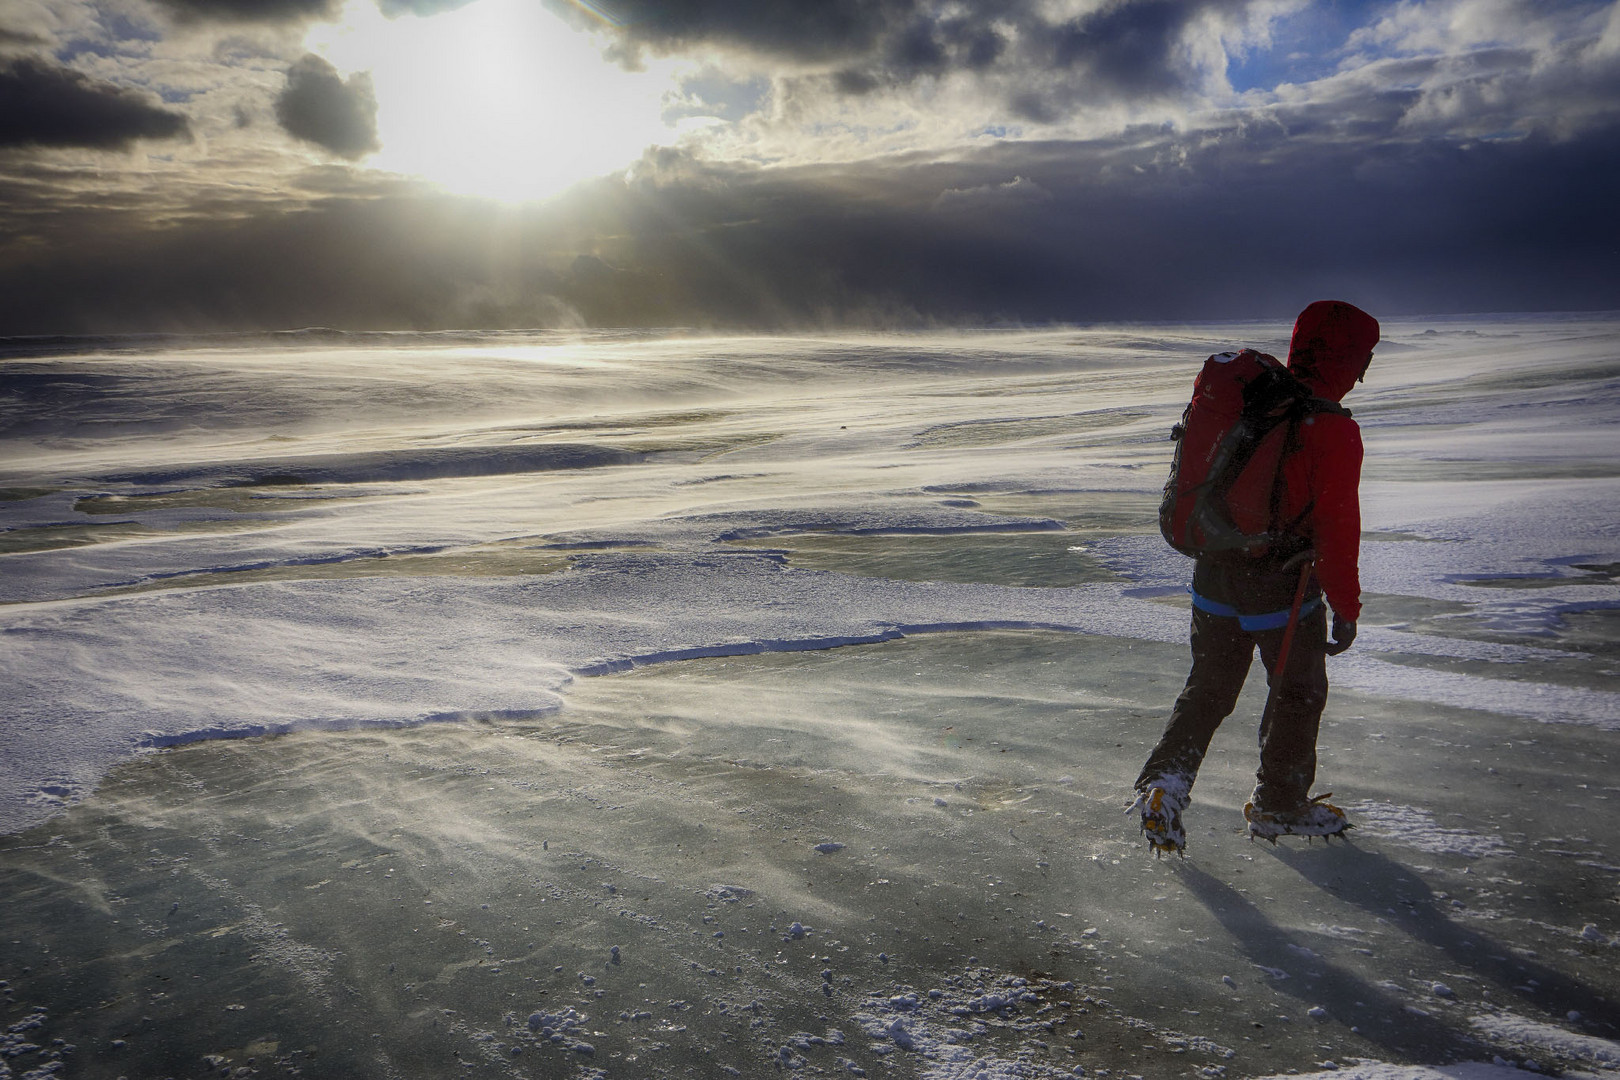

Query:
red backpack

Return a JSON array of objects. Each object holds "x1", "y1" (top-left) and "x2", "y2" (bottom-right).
[{"x1": 1158, "y1": 348, "x2": 1346, "y2": 558}]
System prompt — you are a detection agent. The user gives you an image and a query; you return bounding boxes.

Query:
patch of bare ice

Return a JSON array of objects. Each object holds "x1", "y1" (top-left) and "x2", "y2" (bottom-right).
[{"x1": 1345, "y1": 801, "x2": 1515, "y2": 858}]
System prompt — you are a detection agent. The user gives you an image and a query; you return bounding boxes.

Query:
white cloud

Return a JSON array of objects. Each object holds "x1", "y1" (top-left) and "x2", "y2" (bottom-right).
[
  {"x1": 1590, "y1": 0, "x2": 1620, "y2": 59},
  {"x1": 931, "y1": 174, "x2": 1052, "y2": 212},
  {"x1": 1350, "y1": 0, "x2": 1602, "y2": 56}
]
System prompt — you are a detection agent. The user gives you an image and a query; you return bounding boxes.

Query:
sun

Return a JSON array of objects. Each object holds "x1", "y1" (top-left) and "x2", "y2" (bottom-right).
[{"x1": 307, "y1": 0, "x2": 692, "y2": 202}]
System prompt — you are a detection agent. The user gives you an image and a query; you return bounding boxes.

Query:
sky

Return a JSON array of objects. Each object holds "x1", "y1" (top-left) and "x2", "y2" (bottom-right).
[{"x1": 0, "y1": 0, "x2": 1616, "y2": 333}]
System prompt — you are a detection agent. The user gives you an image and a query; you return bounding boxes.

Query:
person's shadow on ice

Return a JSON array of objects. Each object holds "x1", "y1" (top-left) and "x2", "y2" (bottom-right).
[
  {"x1": 1174, "y1": 861, "x2": 1473, "y2": 1063},
  {"x1": 1262, "y1": 842, "x2": 1620, "y2": 1033}
]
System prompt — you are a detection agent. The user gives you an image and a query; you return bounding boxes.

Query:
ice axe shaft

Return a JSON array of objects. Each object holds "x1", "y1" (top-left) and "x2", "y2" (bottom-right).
[
  {"x1": 1260, "y1": 549, "x2": 1317, "y2": 734},
  {"x1": 1274, "y1": 549, "x2": 1317, "y2": 679}
]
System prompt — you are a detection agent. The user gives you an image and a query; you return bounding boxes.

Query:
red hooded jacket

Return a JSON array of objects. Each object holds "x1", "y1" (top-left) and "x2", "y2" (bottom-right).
[{"x1": 1277, "y1": 301, "x2": 1379, "y2": 621}]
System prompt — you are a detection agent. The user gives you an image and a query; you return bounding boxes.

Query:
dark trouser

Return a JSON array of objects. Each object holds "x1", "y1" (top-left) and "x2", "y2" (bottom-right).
[{"x1": 1135, "y1": 604, "x2": 1330, "y2": 810}]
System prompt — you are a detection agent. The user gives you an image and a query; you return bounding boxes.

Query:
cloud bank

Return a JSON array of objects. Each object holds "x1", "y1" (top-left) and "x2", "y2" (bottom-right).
[{"x1": 0, "y1": 0, "x2": 1614, "y2": 332}]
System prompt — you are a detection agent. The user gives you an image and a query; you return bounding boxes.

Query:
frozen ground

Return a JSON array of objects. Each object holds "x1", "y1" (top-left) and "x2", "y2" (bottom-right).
[{"x1": 0, "y1": 318, "x2": 1617, "y2": 1079}]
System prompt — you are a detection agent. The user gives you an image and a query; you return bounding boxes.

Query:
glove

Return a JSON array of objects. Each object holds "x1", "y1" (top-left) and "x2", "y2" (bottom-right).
[{"x1": 1325, "y1": 616, "x2": 1357, "y2": 656}]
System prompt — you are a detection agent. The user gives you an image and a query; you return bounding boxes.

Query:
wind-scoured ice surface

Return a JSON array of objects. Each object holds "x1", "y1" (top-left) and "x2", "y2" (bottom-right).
[{"x1": 1, "y1": 318, "x2": 1617, "y2": 1080}]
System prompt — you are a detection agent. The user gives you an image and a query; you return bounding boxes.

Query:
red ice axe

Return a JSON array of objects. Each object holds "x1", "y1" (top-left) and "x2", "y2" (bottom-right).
[{"x1": 1273, "y1": 548, "x2": 1318, "y2": 681}]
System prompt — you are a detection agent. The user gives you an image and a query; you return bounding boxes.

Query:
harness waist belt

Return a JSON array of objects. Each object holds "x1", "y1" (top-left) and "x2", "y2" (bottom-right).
[{"x1": 1191, "y1": 589, "x2": 1322, "y2": 631}]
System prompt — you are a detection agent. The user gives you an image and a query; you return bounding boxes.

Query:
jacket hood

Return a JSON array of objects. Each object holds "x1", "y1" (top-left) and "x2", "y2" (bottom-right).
[{"x1": 1286, "y1": 300, "x2": 1380, "y2": 401}]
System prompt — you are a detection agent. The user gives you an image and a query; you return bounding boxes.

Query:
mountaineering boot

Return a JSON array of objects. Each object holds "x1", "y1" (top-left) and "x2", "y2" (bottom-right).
[
  {"x1": 1128, "y1": 774, "x2": 1191, "y2": 856},
  {"x1": 1244, "y1": 792, "x2": 1351, "y2": 843}
]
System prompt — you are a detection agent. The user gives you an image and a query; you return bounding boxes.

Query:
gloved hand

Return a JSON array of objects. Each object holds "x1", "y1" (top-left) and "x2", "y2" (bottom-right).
[{"x1": 1325, "y1": 616, "x2": 1357, "y2": 656}]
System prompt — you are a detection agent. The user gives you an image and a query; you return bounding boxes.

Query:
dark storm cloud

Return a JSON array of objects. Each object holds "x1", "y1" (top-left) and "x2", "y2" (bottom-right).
[
  {"x1": 583, "y1": 0, "x2": 918, "y2": 63},
  {"x1": 594, "y1": 0, "x2": 1249, "y2": 106},
  {"x1": 581, "y1": 125, "x2": 1620, "y2": 325},
  {"x1": 274, "y1": 54, "x2": 379, "y2": 159},
  {"x1": 1047, "y1": 0, "x2": 1202, "y2": 93},
  {"x1": 2, "y1": 113, "x2": 1615, "y2": 335},
  {"x1": 150, "y1": 0, "x2": 341, "y2": 24},
  {"x1": 948, "y1": 19, "x2": 1007, "y2": 72},
  {"x1": 0, "y1": 56, "x2": 189, "y2": 150},
  {"x1": 1000, "y1": 0, "x2": 1270, "y2": 115},
  {"x1": 827, "y1": 11, "x2": 1007, "y2": 89}
]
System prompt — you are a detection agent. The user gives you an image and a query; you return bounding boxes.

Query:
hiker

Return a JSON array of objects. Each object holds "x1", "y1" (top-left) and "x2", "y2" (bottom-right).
[{"x1": 1132, "y1": 300, "x2": 1380, "y2": 853}]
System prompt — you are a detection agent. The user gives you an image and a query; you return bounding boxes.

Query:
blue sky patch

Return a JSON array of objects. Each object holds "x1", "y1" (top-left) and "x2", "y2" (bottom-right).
[
  {"x1": 666, "y1": 72, "x2": 771, "y2": 123},
  {"x1": 1225, "y1": 0, "x2": 1393, "y2": 93}
]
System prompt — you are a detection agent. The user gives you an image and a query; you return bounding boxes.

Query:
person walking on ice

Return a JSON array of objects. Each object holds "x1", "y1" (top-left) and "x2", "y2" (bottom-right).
[{"x1": 1132, "y1": 300, "x2": 1380, "y2": 855}]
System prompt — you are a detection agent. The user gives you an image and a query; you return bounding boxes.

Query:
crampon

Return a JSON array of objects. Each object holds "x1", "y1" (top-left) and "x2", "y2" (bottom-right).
[
  {"x1": 1128, "y1": 776, "x2": 1190, "y2": 857},
  {"x1": 1243, "y1": 792, "x2": 1352, "y2": 844}
]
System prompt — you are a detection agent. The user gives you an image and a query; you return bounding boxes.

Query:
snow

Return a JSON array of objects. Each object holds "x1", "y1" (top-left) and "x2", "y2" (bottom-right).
[
  {"x1": 1471, "y1": 1013, "x2": 1620, "y2": 1068},
  {"x1": 1, "y1": 317, "x2": 1617, "y2": 1078},
  {"x1": 1250, "y1": 1063, "x2": 1536, "y2": 1080},
  {"x1": 1344, "y1": 802, "x2": 1517, "y2": 858}
]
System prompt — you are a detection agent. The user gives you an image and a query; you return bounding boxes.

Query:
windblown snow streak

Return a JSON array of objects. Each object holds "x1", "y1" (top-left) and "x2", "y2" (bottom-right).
[
  {"x1": 1, "y1": 318, "x2": 1616, "y2": 1078},
  {"x1": 3, "y1": 320, "x2": 1617, "y2": 824}
]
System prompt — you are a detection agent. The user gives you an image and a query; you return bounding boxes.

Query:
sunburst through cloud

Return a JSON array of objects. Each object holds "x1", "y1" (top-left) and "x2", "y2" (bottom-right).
[{"x1": 305, "y1": 0, "x2": 690, "y2": 201}]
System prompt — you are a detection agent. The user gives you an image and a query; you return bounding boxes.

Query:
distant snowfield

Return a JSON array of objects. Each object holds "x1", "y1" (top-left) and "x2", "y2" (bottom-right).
[{"x1": 1, "y1": 318, "x2": 1616, "y2": 1079}]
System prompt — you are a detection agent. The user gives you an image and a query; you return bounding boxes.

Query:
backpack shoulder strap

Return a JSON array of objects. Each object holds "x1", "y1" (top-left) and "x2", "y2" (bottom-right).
[
  {"x1": 1303, "y1": 397, "x2": 1352, "y2": 419},
  {"x1": 1268, "y1": 398, "x2": 1352, "y2": 540}
]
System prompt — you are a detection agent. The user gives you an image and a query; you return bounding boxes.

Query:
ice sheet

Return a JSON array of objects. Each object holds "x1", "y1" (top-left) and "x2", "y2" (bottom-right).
[{"x1": 2, "y1": 317, "x2": 1617, "y2": 1079}]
